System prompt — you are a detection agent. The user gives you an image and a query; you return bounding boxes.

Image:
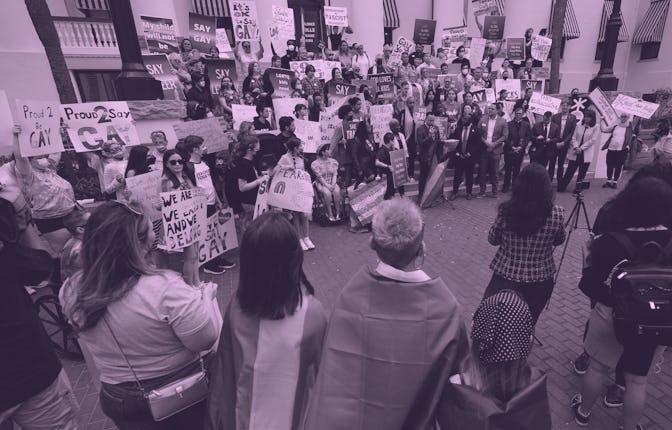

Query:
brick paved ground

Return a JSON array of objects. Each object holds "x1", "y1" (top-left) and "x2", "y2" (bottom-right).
[{"x1": 57, "y1": 153, "x2": 672, "y2": 430}]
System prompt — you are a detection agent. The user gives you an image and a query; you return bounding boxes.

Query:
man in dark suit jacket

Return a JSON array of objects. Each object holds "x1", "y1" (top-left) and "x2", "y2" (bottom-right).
[
  {"x1": 530, "y1": 111, "x2": 560, "y2": 168},
  {"x1": 502, "y1": 107, "x2": 532, "y2": 192},
  {"x1": 478, "y1": 104, "x2": 509, "y2": 197},
  {"x1": 448, "y1": 108, "x2": 482, "y2": 200},
  {"x1": 550, "y1": 99, "x2": 577, "y2": 181}
]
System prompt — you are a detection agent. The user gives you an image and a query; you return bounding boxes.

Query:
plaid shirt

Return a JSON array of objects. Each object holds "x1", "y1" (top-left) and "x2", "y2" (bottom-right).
[
  {"x1": 301, "y1": 77, "x2": 324, "y2": 97},
  {"x1": 489, "y1": 205, "x2": 566, "y2": 282}
]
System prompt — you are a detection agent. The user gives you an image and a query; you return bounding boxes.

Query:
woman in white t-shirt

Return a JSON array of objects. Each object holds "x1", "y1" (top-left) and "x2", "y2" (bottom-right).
[{"x1": 600, "y1": 112, "x2": 635, "y2": 188}]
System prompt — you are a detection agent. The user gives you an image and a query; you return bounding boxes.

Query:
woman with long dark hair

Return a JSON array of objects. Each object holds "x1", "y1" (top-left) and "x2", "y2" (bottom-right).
[
  {"x1": 60, "y1": 201, "x2": 219, "y2": 429},
  {"x1": 242, "y1": 61, "x2": 265, "y2": 99},
  {"x1": 350, "y1": 121, "x2": 376, "y2": 185},
  {"x1": 205, "y1": 212, "x2": 326, "y2": 429},
  {"x1": 481, "y1": 163, "x2": 566, "y2": 323},
  {"x1": 124, "y1": 146, "x2": 151, "y2": 178}
]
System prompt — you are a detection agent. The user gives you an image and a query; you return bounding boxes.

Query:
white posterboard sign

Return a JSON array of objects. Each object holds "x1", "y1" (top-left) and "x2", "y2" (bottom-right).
[
  {"x1": 253, "y1": 175, "x2": 270, "y2": 219},
  {"x1": 60, "y1": 101, "x2": 140, "y2": 152},
  {"x1": 273, "y1": 97, "x2": 309, "y2": 120},
  {"x1": 531, "y1": 35, "x2": 552, "y2": 62},
  {"x1": 370, "y1": 104, "x2": 394, "y2": 145},
  {"x1": 388, "y1": 36, "x2": 414, "y2": 68},
  {"x1": 160, "y1": 188, "x2": 207, "y2": 251},
  {"x1": 324, "y1": 6, "x2": 348, "y2": 26},
  {"x1": 231, "y1": 104, "x2": 258, "y2": 131},
  {"x1": 267, "y1": 168, "x2": 314, "y2": 214},
  {"x1": 123, "y1": 169, "x2": 162, "y2": 221},
  {"x1": 611, "y1": 94, "x2": 659, "y2": 119},
  {"x1": 495, "y1": 79, "x2": 522, "y2": 101},
  {"x1": 528, "y1": 93, "x2": 562, "y2": 115},
  {"x1": 589, "y1": 87, "x2": 619, "y2": 127},
  {"x1": 198, "y1": 208, "x2": 238, "y2": 265},
  {"x1": 229, "y1": 0, "x2": 260, "y2": 41},
  {"x1": 293, "y1": 119, "x2": 321, "y2": 153},
  {"x1": 14, "y1": 100, "x2": 65, "y2": 157}
]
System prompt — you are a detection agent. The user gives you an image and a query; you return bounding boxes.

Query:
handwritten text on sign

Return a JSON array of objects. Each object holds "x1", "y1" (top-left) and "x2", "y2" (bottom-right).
[
  {"x1": 160, "y1": 189, "x2": 207, "y2": 251},
  {"x1": 14, "y1": 100, "x2": 64, "y2": 157},
  {"x1": 123, "y1": 170, "x2": 162, "y2": 221},
  {"x1": 198, "y1": 208, "x2": 238, "y2": 265},
  {"x1": 589, "y1": 87, "x2": 619, "y2": 127},
  {"x1": 293, "y1": 119, "x2": 321, "y2": 153},
  {"x1": 253, "y1": 175, "x2": 270, "y2": 219},
  {"x1": 60, "y1": 101, "x2": 140, "y2": 152},
  {"x1": 611, "y1": 94, "x2": 659, "y2": 119},
  {"x1": 229, "y1": 0, "x2": 260, "y2": 41},
  {"x1": 528, "y1": 93, "x2": 562, "y2": 115},
  {"x1": 323, "y1": 6, "x2": 348, "y2": 27},
  {"x1": 267, "y1": 169, "x2": 314, "y2": 214}
]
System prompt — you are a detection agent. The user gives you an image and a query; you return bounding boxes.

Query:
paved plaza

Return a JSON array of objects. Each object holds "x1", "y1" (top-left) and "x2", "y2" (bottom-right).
[{"x1": 60, "y1": 166, "x2": 672, "y2": 430}]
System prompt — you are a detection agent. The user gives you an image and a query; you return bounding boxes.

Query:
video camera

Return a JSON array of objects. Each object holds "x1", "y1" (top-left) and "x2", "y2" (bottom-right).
[{"x1": 573, "y1": 181, "x2": 590, "y2": 194}]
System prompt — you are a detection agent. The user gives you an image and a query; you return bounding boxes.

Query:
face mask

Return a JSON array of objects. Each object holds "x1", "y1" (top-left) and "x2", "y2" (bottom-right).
[{"x1": 287, "y1": 45, "x2": 296, "y2": 52}]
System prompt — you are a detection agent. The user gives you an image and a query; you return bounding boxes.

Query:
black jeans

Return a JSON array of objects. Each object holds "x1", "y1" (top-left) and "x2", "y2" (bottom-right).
[
  {"x1": 407, "y1": 137, "x2": 417, "y2": 178},
  {"x1": 502, "y1": 152, "x2": 524, "y2": 190},
  {"x1": 548, "y1": 144, "x2": 569, "y2": 181},
  {"x1": 452, "y1": 156, "x2": 475, "y2": 194},
  {"x1": 99, "y1": 361, "x2": 205, "y2": 430},
  {"x1": 558, "y1": 153, "x2": 589, "y2": 191},
  {"x1": 479, "y1": 151, "x2": 500, "y2": 193},
  {"x1": 606, "y1": 149, "x2": 627, "y2": 181},
  {"x1": 483, "y1": 273, "x2": 555, "y2": 324},
  {"x1": 418, "y1": 159, "x2": 431, "y2": 198}
]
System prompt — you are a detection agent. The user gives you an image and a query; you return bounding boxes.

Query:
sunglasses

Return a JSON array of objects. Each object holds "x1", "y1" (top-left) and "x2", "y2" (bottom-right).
[{"x1": 168, "y1": 159, "x2": 183, "y2": 165}]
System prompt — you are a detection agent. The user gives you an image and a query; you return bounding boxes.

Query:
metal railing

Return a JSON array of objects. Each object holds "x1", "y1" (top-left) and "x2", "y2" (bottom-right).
[{"x1": 53, "y1": 17, "x2": 119, "y2": 55}]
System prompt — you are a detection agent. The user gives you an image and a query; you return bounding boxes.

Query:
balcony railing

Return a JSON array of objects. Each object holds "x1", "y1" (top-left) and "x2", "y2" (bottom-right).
[{"x1": 53, "y1": 17, "x2": 119, "y2": 56}]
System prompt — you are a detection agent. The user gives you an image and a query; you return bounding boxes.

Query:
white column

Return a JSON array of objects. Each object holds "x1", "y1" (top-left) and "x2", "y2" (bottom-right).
[{"x1": 350, "y1": 0, "x2": 384, "y2": 54}]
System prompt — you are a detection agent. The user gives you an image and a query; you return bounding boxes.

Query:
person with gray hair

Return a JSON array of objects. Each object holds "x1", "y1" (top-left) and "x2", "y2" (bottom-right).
[{"x1": 301, "y1": 198, "x2": 469, "y2": 429}]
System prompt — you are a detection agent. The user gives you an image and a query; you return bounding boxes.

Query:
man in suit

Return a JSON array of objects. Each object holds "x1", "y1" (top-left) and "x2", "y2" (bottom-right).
[
  {"x1": 529, "y1": 111, "x2": 560, "y2": 167},
  {"x1": 478, "y1": 103, "x2": 509, "y2": 197},
  {"x1": 448, "y1": 107, "x2": 482, "y2": 200},
  {"x1": 502, "y1": 107, "x2": 532, "y2": 192},
  {"x1": 550, "y1": 99, "x2": 577, "y2": 181}
]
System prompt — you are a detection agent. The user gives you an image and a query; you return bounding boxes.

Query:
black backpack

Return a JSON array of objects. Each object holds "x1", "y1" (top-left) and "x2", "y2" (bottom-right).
[{"x1": 608, "y1": 232, "x2": 672, "y2": 346}]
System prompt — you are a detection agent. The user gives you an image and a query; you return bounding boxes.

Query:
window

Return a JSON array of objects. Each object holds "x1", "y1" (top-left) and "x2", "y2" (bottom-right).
[
  {"x1": 384, "y1": 28, "x2": 394, "y2": 46},
  {"x1": 640, "y1": 42, "x2": 661, "y2": 60},
  {"x1": 595, "y1": 42, "x2": 605, "y2": 61},
  {"x1": 74, "y1": 71, "x2": 119, "y2": 102}
]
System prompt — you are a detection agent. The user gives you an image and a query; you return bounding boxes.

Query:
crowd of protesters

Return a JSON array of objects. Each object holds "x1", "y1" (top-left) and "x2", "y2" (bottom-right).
[{"x1": 2, "y1": 23, "x2": 672, "y2": 430}]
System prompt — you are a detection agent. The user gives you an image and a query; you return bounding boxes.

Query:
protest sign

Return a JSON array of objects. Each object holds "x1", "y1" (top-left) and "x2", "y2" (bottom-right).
[
  {"x1": 414, "y1": 107, "x2": 428, "y2": 123},
  {"x1": 326, "y1": 81, "x2": 357, "y2": 101},
  {"x1": 437, "y1": 74, "x2": 456, "y2": 89},
  {"x1": 273, "y1": 97, "x2": 308, "y2": 120},
  {"x1": 253, "y1": 175, "x2": 270, "y2": 219},
  {"x1": 528, "y1": 93, "x2": 561, "y2": 115},
  {"x1": 319, "y1": 97, "x2": 347, "y2": 148},
  {"x1": 521, "y1": 79, "x2": 544, "y2": 94},
  {"x1": 502, "y1": 100, "x2": 516, "y2": 118},
  {"x1": 589, "y1": 87, "x2": 619, "y2": 127},
  {"x1": 611, "y1": 94, "x2": 659, "y2": 119},
  {"x1": 265, "y1": 67, "x2": 295, "y2": 99},
  {"x1": 324, "y1": 6, "x2": 348, "y2": 27},
  {"x1": 495, "y1": 79, "x2": 521, "y2": 101},
  {"x1": 435, "y1": 117, "x2": 450, "y2": 141},
  {"x1": 188, "y1": 13, "x2": 216, "y2": 53},
  {"x1": 471, "y1": 90, "x2": 487, "y2": 104},
  {"x1": 198, "y1": 208, "x2": 238, "y2": 265},
  {"x1": 342, "y1": 119, "x2": 360, "y2": 140},
  {"x1": 349, "y1": 179, "x2": 387, "y2": 225},
  {"x1": 390, "y1": 149, "x2": 408, "y2": 188},
  {"x1": 142, "y1": 54, "x2": 184, "y2": 100},
  {"x1": 293, "y1": 119, "x2": 321, "y2": 153},
  {"x1": 141, "y1": 16, "x2": 178, "y2": 54},
  {"x1": 421, "y1": 68, "x2": 442, "y2": 80},
  {"x1": 442, "y1": 26, "x2": 467, "y2": 46},
  {"x1": 204, "y1": 58, "x2": 238, "y2": 95},
  {"x1": 368, "y1": 73, "x2": 395, "y2": 99},
  {"x1": 370, "y1": 104, "x2": 394, "y2": 144},
  {"x1": 0, "y1": 91, "x2": 13, "y2": 160},
  {"x1": 14, "y1": 100, "x2": 64, "y2": 157},
  {"x1": 229, "y1": 0, "x2": 259, "y2": 41},
  {"x1": 267, "y1": 168, "x2": 314, "y2": 214},
  {"x1": 472, "y1": 0, "x2": 497, "y2": 15},
  {"x1": 173, "y1": 117, "x2": 228, "y2": 153},
  {"x1": 60, "y1": 102, "x2": 140, "y2": 152},
  {"x1": 322, "y1": 61, "x2": 342, "y2": 79},
  {"x1": 531, "y1": 35, "x2": 552, "y2": 62},
  {"x1": 160, "y1": 188, "x2": 207, "y2": 251},
  {"x1": 467, "y1": 37, "x2": 487, "y2": 64},
  {"x1": 414, "y1": 19, "x2": 437, "y2": 45},
  {"x1": 302, "y1": 9, "x2": 319, "y2": 51},
  {"x1": 351, "y1": 79, "x2": 377, "y2": 94},
  {"x1": 231, "y1": 104, "x2": 257, "y2": 131},
  {"x1": 483, "y1": 16, "x2": 505, "y2": 40},
  {"x1": 124, "y1": 170, "x2": 162, "y2": 221},
  {"x1": 271, "y1": 5, "x2": 295, "y2": 38},
  {"x1": 388, "y1": 37, "x2": 414, "y2": 67},
  {"x1": 506, "y1": 38, "x2": 525, "y2": 61},
  {"x1": 532, "y1": 66, "x2": 550, "y2": 79},
  {"x1": 215, "y1": 29, "x2": 233, "y2": 57},
  {"x1": 484, "y1": 88, "x2": 496, "y2": 103},
  {"x1": 289, "y1": 60, "x2": 331, "y2": 81}
]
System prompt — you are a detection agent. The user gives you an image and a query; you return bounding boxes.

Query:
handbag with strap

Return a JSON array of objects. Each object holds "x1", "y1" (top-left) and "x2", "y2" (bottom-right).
[{"x1": 103, "y1": 317, "x2": 209, "y2": 421}]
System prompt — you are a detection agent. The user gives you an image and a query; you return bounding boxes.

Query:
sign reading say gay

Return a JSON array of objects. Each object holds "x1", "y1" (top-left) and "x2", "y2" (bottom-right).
[{"x1": 60, "y1": 102, "x2": 140, "y2": 152}]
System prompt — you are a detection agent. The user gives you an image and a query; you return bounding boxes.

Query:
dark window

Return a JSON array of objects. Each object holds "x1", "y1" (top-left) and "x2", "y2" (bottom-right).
[
  {"x1": 595, "y1": 42, "x2": 605, "y2": 61},
  {"x1": 384, "y1": 28, "x2": 393, "y2": 46},
  {"x1": 74, "y1": 70, "x2": 118, "y2": 102},
  {"x1": 640, "y1": 42, "x2": 661, "y2": 60}
]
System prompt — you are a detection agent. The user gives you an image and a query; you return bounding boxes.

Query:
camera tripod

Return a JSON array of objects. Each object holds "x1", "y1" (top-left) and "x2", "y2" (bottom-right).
[{"x1": 554, "y1": 190, "x2": 593, "y2": 284}]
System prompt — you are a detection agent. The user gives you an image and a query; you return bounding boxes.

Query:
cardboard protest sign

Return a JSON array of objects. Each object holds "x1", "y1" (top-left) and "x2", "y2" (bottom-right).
[
  {"x1": 265, "y1": 67, "x2": 295, "y2": 99},
  {"x1": 229, "y1": 0, "x2": 259, "y2": 41},
  {"x1": 502, "y1": 100, "x2": 516, "y2": 118},
  {"x1": 160, "y1": 188, "x2": 207, "y2": 251},
  {"x1": 495, "y1": 79, "x2": 521, "y2": 101},
  {"x1": 414, "y1": 19, "x2": 437, "y2": 45},
  {"x1": 611, "y1": 94, "x2": 659, "y2": 119},
  {"x1": 483, "y1": 16, "x2": 505, "y2": 40},
  {"x1": 589, "y1": 87, "x2": 619, "y2": 127},
  {"x1": 342, "y1": 119, "x2": 360, "y2": 140},
  {"x1": 531, "y1": 35, "x2": 552, "y2": 62},
  {"x1": 506, "y1": 38, "x2": 525, "y2": 61},
  {"x1": 215, "y1": 29, "x2": 233, "y2": 57},
  {"x1": 198, "y1": 208, "x2": 238, "y2": 265},
  {"x1": 472, "y1": 0, "x2": 497, "y2": 15},
  {"x1": 253, "y1": 175, "x2": 270, "y2": 219},
  {"x1": 415, "y1": 107, "x2": 428, "y2": 122},
  {"x1": 123, "y1": 169, "x2": 162, "y2": 221},
  {"x1": 471, "y1": 90, "x2": 487, "y2": 104},
  {"x1": 271, "y1": 5, "x2": 295, "y2": 38},
  {"x1": 532, "y1": 66, "x2": 550, "y2": 80},
  {"x1": 528, "y1": 93, "x2": 561, "y2": 115},
  {"x1": 231, "y1": 104, "x2": 257, "y2": 131},
  {"x1": 0, "y1": 91, "x2": 13, "y2": 160},
  {"x1": 484, "y1": 88, "x2": 496, "y2": 103},
  {"x1": 442, "y1": 26, "x2": 467, "y2": 48},
  {"x1": 390, "y1": 149, "x2": 408, "y2": 188},
  {"x1": 141, "y1": 16, "x2": 178, "y2": 54},
  {"x1": 142, "y1": 54, "x2": 184, "y2": 100},
  {"x1": 326, "y1": 81, "x2": 357, "y2": 101},
  {"x1": 273, "y1": 97, "x2": 308, "y2": 120},
  {"x1": 388, "y1": 37, "x2": 414, "y2": 68},
  {"x1": 435, "y1": 117, "x2": 450, "y2": 141},
  {"x1": 60, "y1": 102, "x2": 140, "y2": 152},
  {"x1": 349, "y1": 179, "x2": 387, "y2": 224},
  {"x1": 322, "y1": 61, "x2": 342, "y2": 79},
  {"x1": 370, "y1": 104, "x2": 394, "y2": 144},
  {"x1": 188, "y1": 13, "x2": 216, "y2": 53},
  {"x1": 205, "y1": 58, "x2": 238, "y2": 95},
  {"x1": 289, "y1": 60, "x2": 329, "y2": 81},
  {"x1": 324, "y1": 6, "x2": 348, "y2": 27},
  {"x1": 319, "y1": 97, "x2": 347, "y2": 148},
  {"x1": 173, "y1": 117, "x2": 228, "y2": 153},
  {"x1": 267, "y1": 168, "x2": 314, "y2": 214},
  {"x1": 467, "y1": 37, "x2": 487, "y2": 64},
  {"x1": 293, "y1": 119, "x2": 321, "y2": 153},
  {"x1": 521, "y1": 79, "x2": 544, "y2": 94},
  {"x1": 369, "y1": 73, "x2": 395, "y2": 99},
  {"x1": 14, "y1": 100, "x2": 64, "y2": 157}
]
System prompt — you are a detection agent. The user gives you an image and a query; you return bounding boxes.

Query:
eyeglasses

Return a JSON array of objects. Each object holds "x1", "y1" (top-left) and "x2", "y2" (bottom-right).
[
  {"x1": 110, "y1": 200, "x2": 143, "y2": 216},
  {"x1": 168, "y1": 159, "x2": 183, "y2": 165}
]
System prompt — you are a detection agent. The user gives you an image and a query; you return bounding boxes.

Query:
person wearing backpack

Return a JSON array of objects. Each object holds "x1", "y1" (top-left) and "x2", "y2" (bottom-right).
[{"x1": 571, "y1": 177, "x2": 672, "y2": 430}]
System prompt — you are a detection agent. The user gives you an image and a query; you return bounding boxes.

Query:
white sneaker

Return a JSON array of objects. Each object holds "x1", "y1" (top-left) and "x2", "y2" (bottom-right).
[
  {"x1": 304, "y1": 237, "x2": 316, "y2": 250},
  {"x1": 300, "y1": 238, "x2": 309, "y2": 251}
]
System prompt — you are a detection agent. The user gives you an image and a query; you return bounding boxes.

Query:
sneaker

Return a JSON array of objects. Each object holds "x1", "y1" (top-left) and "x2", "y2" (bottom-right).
[
  {"x1": 448, "y1": 193, "x2": 458, "y2": 201},
  {"x1": 574, "y1": 351, "x2": 590, "y2": 375},
  {"x1": 203, "y1": 261, "x2": 226, "y2": 275},
  {"x1": 571, "y1": 394, "x2": 590, "y2": 427},
  {"x1": 217, "y1": 258, "x2": 236, "y2": 269},
  {"x1": 300, "y1": 238, "x2": 310, "y2": 251},
  {"x1": 604, "y1": 384, "x2": 624, "y2": 408},
  {"x1": 304, "y1": 237, "x2": 316, "y2": 250}
]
